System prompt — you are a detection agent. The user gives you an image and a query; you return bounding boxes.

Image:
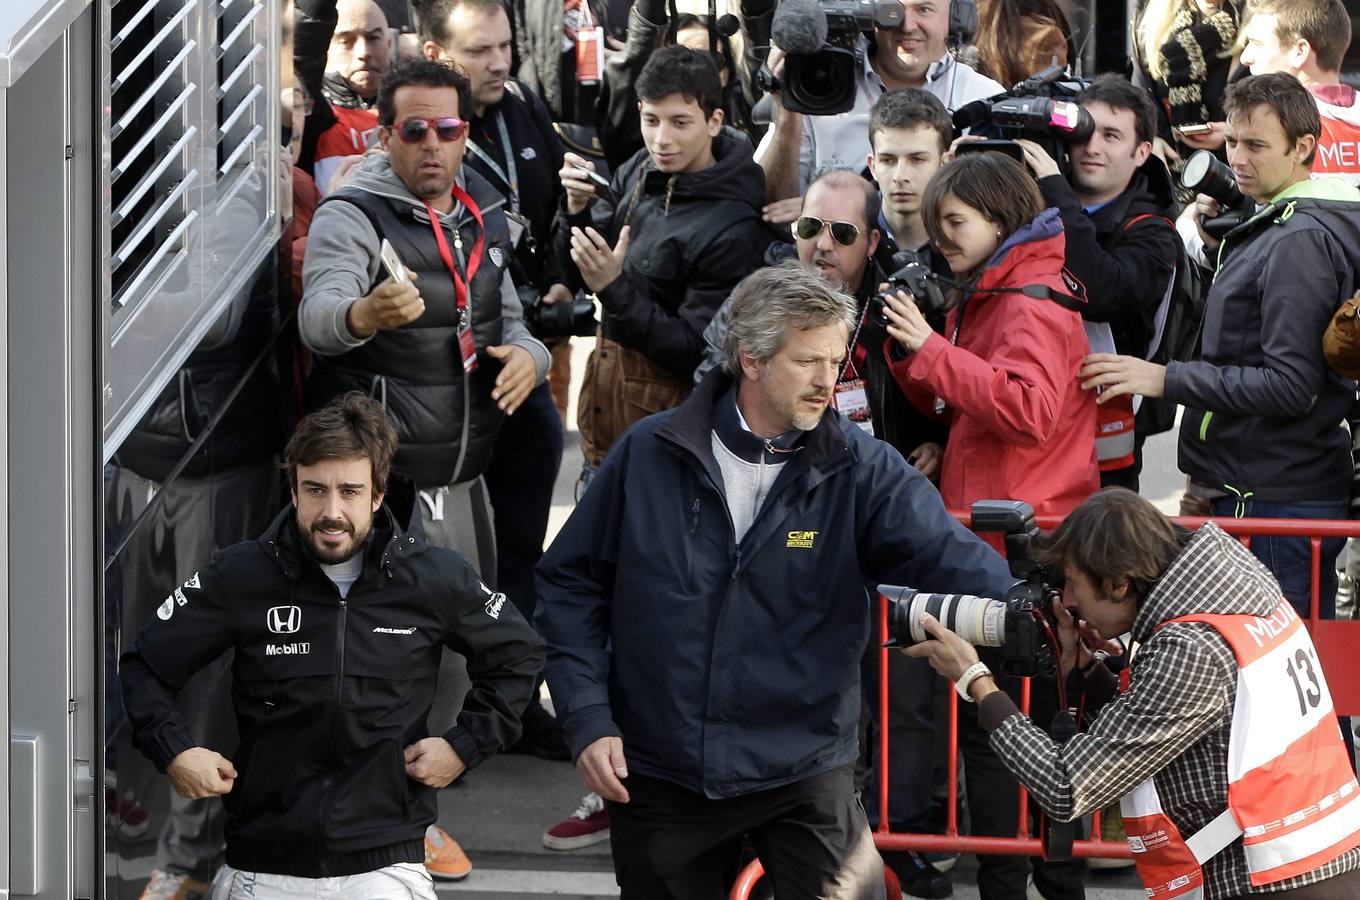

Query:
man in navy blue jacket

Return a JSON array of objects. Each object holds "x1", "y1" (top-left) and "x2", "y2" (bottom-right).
[{"x1": 536, "y1": 261, "x2": 1015, "y2": 899}]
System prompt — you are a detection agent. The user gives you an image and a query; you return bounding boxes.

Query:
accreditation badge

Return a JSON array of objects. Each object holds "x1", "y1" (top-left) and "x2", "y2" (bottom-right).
[{"x1": 832, "y1": 378, "x2": 874, "y2": 434}]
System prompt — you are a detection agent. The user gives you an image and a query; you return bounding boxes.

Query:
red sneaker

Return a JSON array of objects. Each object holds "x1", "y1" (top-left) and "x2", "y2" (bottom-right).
[{"x1": 542, "y1": 792, "x2": 610, "y2": 850}]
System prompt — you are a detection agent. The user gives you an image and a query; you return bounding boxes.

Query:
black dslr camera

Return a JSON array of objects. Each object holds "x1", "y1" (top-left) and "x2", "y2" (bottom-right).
[
  {"x1": 869, "y1": 260, "x2": 951, "y2": 326},
  {"x1": 952, "y1": 66, "x2": 1094, "y2": 174},
  {"x1": 777, "y1": 0, "x2": 904, "y2": 116},
  {"x1": 879, "y1": 500, "x2": 1061, "y2": 678},
  {"x1": 523, "y1": 293, "x2": 598, "y2": 339},
  {"x1": 1181, "y1": 149, "x2": 1256, "y2": 241}
]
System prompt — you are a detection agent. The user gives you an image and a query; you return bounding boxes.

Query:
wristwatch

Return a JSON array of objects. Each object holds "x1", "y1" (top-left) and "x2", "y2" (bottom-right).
[{"x1": 955, "y1": 661, "x2": 993, "y2": 703}]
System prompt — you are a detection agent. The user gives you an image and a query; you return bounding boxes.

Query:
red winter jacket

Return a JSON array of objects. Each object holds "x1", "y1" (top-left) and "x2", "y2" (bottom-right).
[{"x1": 889, "y1": 208, "x2": 1099, "y2": 519}]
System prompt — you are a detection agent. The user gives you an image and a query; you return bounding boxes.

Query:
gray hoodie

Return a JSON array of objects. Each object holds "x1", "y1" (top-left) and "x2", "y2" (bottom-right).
[{"x1": 299, "y1": 152, "x2": 549, "y2": 381}]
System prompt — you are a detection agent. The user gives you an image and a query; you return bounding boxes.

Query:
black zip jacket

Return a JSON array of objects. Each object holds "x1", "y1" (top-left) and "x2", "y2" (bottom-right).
[
  {"x1": 1167, "y1": 190, "x2": 1360, "y2": 502},
  {"x1": 536, "y1": 372, "x2": 1014, "y2": 798},
  {"x1": 1037, "y1": 159, "x2": 1180, "y2": 358},
  {"x1": 552, "y1": 127, "x2": 773, "y2": 379},
  {"x1": 120, "y1": 479, "x2": 544, "y2": 877},
  {"x1": 466, "y1": 81, "x2": 569, "y2": 293}
]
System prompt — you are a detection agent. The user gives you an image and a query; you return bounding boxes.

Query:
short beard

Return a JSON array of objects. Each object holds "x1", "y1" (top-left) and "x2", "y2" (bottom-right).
[{"x1": 299, "y1": 514, "x2": 369, "y2": 565}]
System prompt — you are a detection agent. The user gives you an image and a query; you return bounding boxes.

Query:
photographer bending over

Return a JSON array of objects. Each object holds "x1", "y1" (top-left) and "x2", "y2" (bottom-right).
[{"x1": 908, "y1": 488, "x2": 1360, "y2": 900}]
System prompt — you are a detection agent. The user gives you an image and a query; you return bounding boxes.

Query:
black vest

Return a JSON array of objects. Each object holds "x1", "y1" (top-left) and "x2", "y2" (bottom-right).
[{"x1": 308, "y1": 170, "x2": 512, "y2": 487}]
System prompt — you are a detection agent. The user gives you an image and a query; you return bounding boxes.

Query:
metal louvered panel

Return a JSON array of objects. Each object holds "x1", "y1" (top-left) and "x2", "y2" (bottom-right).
[
  {"x1": 214, "y1": 0, "x2": 267, "y2": 190},
  {"x1": 106, "y1": 0, "x2": 197, "y2": 308},
  {"x1": 100, "y1": 0, "x2": 278, "y2": 457}
]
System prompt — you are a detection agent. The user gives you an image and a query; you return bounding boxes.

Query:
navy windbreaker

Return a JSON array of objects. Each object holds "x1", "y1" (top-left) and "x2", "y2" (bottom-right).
[{"x1": 536, "y1": 372, "x2": 1015, "y2": 799}]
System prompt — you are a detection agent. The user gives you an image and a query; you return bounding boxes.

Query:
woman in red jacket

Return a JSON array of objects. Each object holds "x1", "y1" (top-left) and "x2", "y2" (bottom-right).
[{"x1": 881, "y1": 152, "x2": 1099, "y2": 519}]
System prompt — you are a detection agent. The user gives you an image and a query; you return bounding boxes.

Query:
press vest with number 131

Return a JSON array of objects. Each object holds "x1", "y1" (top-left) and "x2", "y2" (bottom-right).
[{"x1": 1119, "y1": 600, "x2": 1360, "y2": 898}]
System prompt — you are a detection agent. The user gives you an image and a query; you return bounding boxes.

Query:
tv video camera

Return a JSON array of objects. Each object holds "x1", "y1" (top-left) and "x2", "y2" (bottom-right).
[
  {"x1": 951, "y1": 66, "x2": 1094, "y2": 174},
  {"x1": 878, "y1": 500, "x2": 1061, "y2": 678},
  {"x1": 761, "y1": 0, "x2": 903, "y2": 116}
]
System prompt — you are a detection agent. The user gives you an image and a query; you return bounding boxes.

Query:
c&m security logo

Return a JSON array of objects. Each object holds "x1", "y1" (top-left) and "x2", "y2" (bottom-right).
[{"x1": 787, "y1": 530, "x2": 819, "y2": 549}]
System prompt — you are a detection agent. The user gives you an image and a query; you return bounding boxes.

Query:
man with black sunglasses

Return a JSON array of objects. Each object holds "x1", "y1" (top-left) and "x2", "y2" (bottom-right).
[{"x1": 300, "y1": 57, "x2": 550, "y2": 881}]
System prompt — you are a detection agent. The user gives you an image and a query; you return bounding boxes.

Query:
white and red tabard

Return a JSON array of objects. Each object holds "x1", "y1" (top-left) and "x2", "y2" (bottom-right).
[
  {"x1": 1120, "y1": 600, "x2": 1360, "y2": 898},
  {"x1": 1315, "y1": 101, "x2": 1360, "y2": 185}
]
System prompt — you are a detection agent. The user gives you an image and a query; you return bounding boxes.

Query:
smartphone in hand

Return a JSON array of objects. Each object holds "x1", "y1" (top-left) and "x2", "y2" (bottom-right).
[
  {"x1": 574, "y1": 163, "x2": 616, "y2": 205},
  {"x1": 380, "y1": 238, "x2": 410, "y2": 285}
]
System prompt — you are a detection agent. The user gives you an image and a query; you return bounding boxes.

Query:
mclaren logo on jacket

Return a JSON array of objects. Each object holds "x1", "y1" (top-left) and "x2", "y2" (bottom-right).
[
  {"x1": 479, "y1": 581, "x2": 507, "y2": 619},
  {"x1": 156, "y1": 583, "x2": 195, "y2": 621},
  {"x1": 267, "y1": 605, "x2": 302, "y2": 634}
]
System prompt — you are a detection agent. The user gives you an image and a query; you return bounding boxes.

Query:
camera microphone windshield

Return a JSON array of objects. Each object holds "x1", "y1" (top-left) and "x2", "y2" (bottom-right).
[{"x1": 771, "y1": 0, "x2": 828, "y2": 54}]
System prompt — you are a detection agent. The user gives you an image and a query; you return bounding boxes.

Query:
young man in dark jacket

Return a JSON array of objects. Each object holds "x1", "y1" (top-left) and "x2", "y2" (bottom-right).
[
  {"x1": 1081, "y1": 73, "x2": 1360, "y2": 620},
  {"x1": 536, "y1": 263, "x2": 1015, "y2": 899},
  {"x1": 553, "y1": 45, "x2": 771, "y2": 483},
  {"x1": 1012, "y1": 74, "x2": 1181, "y2": 491},
  {"x1": 121, "y1": 393, "x2": 543, "y2": 897}
]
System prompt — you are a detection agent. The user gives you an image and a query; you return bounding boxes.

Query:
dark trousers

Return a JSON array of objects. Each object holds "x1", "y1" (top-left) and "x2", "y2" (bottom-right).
[
  {"x1": 859, "y1": 647, "x2": 940, "y2": 831},
  {"x1": 957, "y1": 666, "x2": 1087, "y2": 900},
  {"x1": 607, "y1": 767, "x2": 886, "y2": 900},
  {"x1": 483, "y1": 381, "x2": 564, "y2": 623}
]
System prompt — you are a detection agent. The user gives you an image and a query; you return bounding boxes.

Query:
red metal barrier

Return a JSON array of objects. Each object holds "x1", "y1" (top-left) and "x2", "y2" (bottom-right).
[{"x1": 730, "y1": 515, "x2": 1360, "y2": 899}]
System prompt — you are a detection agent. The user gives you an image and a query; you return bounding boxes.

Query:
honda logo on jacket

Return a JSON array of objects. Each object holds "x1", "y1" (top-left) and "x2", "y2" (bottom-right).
[{"x1": 267, "y1": 606, "x2": 302, "y2": 634}]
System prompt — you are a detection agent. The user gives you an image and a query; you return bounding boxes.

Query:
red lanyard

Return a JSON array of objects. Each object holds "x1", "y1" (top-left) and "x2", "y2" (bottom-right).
[{"x1": 424, "y1": 185, "x2": 484, "y2": 326}]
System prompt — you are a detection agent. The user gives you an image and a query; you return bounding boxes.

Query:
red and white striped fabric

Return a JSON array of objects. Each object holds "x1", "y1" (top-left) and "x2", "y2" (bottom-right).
[{"x1": 1120, "y1": 600, "x2": 1360, "y2": 896}]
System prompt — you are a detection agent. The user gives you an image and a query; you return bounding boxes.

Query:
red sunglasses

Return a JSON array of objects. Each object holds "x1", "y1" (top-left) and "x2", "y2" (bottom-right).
[{"x1": 388, "y1": 116, "x2": 468, "y2": 143}]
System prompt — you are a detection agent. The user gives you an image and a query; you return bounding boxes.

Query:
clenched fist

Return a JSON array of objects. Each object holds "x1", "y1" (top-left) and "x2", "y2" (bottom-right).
[{"x1": 167, "y1": 747, "x2": 237, "y2": 800}]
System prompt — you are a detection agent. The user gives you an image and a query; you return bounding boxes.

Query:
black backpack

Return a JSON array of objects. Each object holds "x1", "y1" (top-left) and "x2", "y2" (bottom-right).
[{"x1": 1114, "y1": 213, "x2": 1210, "y2": 437}]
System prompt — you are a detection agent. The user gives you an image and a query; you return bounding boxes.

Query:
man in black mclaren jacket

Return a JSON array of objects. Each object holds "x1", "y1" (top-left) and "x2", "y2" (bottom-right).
[{"x1": 121, "y1": 393, "x2": 543, "y2": 894}]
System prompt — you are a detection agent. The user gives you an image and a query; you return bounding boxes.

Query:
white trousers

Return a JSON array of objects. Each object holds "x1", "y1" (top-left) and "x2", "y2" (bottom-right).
[{"x1": 209, "y1": 862, "x2": 437, "y2": 899}]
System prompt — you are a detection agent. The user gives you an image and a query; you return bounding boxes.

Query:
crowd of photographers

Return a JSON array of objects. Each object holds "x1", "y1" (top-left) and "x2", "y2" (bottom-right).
[{"x1": 109, "y1": 0, "x2": 1360, "y2": 896}]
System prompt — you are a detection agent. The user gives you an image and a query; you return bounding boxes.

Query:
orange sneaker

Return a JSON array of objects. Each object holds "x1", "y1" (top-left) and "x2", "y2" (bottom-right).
[{"x1": 424, "y1": 824, "x2": 472, "y2": 881}]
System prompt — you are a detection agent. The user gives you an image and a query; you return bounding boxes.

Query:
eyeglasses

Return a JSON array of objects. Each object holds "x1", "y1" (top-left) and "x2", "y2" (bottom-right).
[
  {"x1": 389, "y1": 116, "x2": 469, "y2": 144},
  {"x1": 792, "y1": 216, "x2": 861, "y2": 246}
]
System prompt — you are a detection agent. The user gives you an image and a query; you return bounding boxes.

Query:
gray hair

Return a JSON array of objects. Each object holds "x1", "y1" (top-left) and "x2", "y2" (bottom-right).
[{"x1": 723, "y1": 261, "x2": 857, "y2": 375}]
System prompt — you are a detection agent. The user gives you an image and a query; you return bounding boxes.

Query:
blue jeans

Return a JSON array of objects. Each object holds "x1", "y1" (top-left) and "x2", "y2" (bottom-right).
[{"x1": 1207, "y1": 496, "x2": 1348, "y2": 620}]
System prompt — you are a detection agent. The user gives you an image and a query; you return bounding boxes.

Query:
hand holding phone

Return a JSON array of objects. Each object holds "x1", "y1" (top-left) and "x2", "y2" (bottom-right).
[{"x1": 380, "y1": 238, "x2": 410, "y2": 286}]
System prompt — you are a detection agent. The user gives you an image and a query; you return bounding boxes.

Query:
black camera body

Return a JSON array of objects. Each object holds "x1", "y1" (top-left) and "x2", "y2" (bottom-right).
[
  {"x1": 880, "y1": 500, "x2": 1060, "y2": 677},
  {"x1": 953, "y1": 67, "x2": 1094, "y2": 175},
  {"x1": 524, "y1": 293, "x2": 598, "y2": 339},
  {"x1": 870, "y1": 260, "x2": 950, "y2": 325},
  {"x1": 780, "y1": 0, "x2": 903, "y2": 116}
]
